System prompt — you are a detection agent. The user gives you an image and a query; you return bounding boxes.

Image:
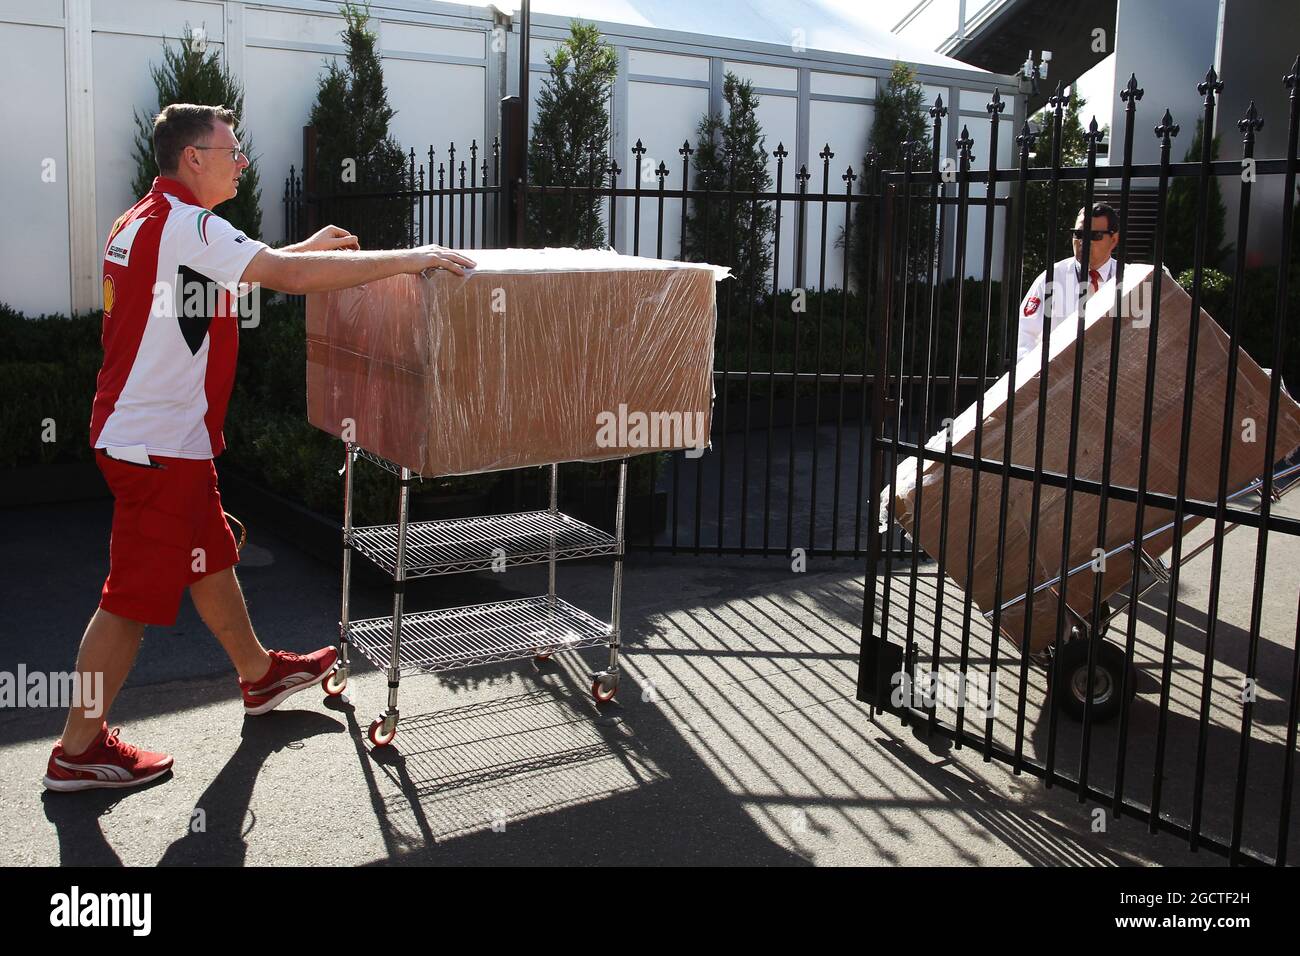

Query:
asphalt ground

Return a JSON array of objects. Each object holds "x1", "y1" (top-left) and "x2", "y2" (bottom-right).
[{"x1": 7, "y1": 482, "x2": 1295, "y2": 866}]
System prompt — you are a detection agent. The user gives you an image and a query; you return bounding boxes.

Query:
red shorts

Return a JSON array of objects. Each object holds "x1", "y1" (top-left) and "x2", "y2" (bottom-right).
[{"x1": 95, "y1": 449, "x2": 240, "y2": 626}]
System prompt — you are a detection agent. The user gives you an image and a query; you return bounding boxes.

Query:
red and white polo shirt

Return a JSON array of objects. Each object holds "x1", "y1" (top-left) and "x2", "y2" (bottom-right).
[{"x1": 89, "y1": 176, "x2": 268, "y2": 459}]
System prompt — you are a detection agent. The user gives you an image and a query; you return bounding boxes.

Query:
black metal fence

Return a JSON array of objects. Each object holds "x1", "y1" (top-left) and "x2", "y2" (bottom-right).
[
  {"x1": 860, "y1": 61, "x2": 1300, "y2": 866},
  {"x1": 523, "y1": 136, "x2": 896, "y2": 558},
  {"x1": 284, "y1": 138, "x2": 504, "y2": 252},
  {"x1": 285, "y1": 102, "x2": 956, "y2": 560}
]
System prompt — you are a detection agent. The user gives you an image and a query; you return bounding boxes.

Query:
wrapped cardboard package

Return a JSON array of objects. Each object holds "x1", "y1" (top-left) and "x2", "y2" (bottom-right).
[
  {"x1": 889, "y1": 263, "x2": 1300, "y2": 652},
  {"x1": 306, "y1": 248, "x2": 728, "y2": 476}
]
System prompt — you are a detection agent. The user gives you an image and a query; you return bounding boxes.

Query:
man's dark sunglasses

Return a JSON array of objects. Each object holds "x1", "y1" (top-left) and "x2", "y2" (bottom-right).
[{"x1": 1070, "y1": 228, "x2": 1115, "y2": 241}]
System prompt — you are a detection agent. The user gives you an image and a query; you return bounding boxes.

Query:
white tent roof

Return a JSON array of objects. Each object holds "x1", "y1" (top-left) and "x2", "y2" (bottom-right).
[{"x1": 503, "y1": 1, "x2": 990, "y2": 71}]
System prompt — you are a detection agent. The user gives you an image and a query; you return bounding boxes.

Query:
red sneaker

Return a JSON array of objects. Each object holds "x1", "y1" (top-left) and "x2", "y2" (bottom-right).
[
  {"x1": 43, "y1": 723, "x2": 174, "y2": 792},
  {"x1": 240, "y1": 647, "x2": 339, "y2": 715}
]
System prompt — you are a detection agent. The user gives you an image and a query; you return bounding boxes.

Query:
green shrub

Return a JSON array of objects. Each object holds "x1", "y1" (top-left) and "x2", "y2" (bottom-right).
[
  {"x1": 0, "y1": 305, "x2": 101, "y2": 468},
  {"x1": 1175, "y1": 264, "x2": 1300, "y2": 388},
  {"x1": 0, "y1": 299, "x2": 503, "y2": 523}
]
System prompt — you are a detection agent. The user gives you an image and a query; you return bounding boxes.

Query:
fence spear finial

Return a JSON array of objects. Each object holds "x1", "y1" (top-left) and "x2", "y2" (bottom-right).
[
  {"x1": 1016, "y1": 122, "x2": 1038, "y2": 151},
  {"x1": 956, "y1": 126, "x2": 974, "y2": 166},
  {"x1": 1154, "y1": 108, "x2": 1180, "y2": 141},
  {"x1": 1198, "y1": 65, "x2": 1224, "y2": 100},
  {"x1": 1238, "y1": 100, "x2": 1264, "y2": 139},
  {"x1": 1120, "y1": 73, "x2": 1143, "y2": 103}
]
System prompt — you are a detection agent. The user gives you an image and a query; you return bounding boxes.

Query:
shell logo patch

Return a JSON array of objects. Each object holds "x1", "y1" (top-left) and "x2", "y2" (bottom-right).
[{"x1": 103, "y1": 275, "x2": 115, "y2": 316}]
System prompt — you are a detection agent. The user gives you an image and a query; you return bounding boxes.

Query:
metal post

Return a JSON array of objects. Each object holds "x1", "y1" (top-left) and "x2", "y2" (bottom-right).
[
  {"x1": 302, "y1": 125, "x2": 318, "y2": 240},
  {"x1": 385, "y1": 467, "x2": 413, "y2": 729},
  {"x1": 547, "y1": 463, "x2": 558, "y2": 608},
  {"x1": 500, "y1": 96, "x2": 527, "y2": 245},
  {"x1": 338, "y1": 442, "x2": 355, "y2": 676},
  {"x1": 607, "y1": 458, "x2": 628, "y2": 673}
]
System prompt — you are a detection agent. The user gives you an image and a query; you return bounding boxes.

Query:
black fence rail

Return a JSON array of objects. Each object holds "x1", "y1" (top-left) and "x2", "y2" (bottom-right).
[{"x1": 860, "y1": 60, "x2": 1300, "y2": 866}]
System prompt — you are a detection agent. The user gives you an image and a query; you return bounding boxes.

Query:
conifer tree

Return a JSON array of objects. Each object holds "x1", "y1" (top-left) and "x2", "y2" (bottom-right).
[
  {"x1": 683, "y1": 72, "x2": 774, "y2": 302},
  {"x1": 1022, "y1": 86, "x2": 1089, "y2": 283},
  {"x1": 526, "y1": 21, "x2": 618, "y2": 247},
  {"x1": 1164, "y1": 118, "x2": 1232, "y2": 274},
  {"x1": 309, "y1": 2, "x2": 411, "y2": 249},
  {"x1": 132, "y1": 25, "x2": 262, "y2": 239},
  {"x1": 846, "y1": 61, "x2": 931, "y2": 290}
]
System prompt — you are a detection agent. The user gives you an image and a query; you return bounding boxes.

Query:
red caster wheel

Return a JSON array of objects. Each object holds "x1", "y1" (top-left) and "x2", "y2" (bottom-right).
[
  {"x1": 591, "y1": 674, "x2": 618, "y2": 703},
  {"x1": 368, "y1": 715, "x2": 397, "y2": 747},
  {"x1": 323, "y1": 667, "x2": 348, "y2": 697}
]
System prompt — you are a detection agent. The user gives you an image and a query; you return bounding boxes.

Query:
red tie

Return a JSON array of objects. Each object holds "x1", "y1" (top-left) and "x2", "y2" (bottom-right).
[{"x1": 1090, "y1": 269, "x2": 1101, "y2": 293}]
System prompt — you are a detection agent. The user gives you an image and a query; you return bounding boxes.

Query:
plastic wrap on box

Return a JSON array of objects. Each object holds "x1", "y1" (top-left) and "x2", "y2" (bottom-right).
[
  {"x1": 888, "y1": 263, "x2": 1300, "y2": 653},
  {"x1": 306, "y1": 248, "x2": 729, "y2": 477}
]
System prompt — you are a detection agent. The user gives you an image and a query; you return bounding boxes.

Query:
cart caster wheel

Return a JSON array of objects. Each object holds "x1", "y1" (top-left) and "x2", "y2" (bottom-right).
[
  {"x1": 591, "y1": 674, "x2": 618, "y2": 703},
  {"x1": 323, "y1": 666, "x2": 348, "y2": 697},
  {"x1": 1053, "y1": 639, "x2": 1135, "y2": 723},
  {"x1": 368, "y1": 715, "x2": 397, "y2": 747}
]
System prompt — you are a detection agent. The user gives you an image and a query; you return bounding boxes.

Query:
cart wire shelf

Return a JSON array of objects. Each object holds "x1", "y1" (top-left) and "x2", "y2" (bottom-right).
[
  {"x1": 349, "y1": 509, "x2": 618, "y2": 578},
  {"x1": 346, "y1": 595, "x2": 612, "y2": 675}
]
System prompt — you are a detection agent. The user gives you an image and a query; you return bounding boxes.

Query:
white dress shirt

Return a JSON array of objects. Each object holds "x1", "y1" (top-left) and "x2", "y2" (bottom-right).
[{"x1": 1016, "y1": 256, "x2": 1116, "y2": 362}]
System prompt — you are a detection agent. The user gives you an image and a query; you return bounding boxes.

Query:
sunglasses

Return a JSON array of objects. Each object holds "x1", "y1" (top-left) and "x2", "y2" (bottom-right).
[{"x1": 1070, "y1": 228, "x2": 1115, "y2": 241}]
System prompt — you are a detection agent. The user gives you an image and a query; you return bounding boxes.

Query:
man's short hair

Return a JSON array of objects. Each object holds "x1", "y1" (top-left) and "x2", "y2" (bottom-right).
[
  {"x1": 1079, "y1": 202, "x2": 1119, "y2": 233},
  {"x1": 153, "y1": 103, "x2": 237, "y2": 175}
]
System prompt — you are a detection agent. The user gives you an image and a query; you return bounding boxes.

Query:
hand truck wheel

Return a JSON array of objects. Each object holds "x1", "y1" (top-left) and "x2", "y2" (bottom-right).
[
  {"x1": 1052, "y1": 638, "x2": 1135, "y2": 723},
  {"x1": 323, "y1": 666, "x2": 348, "y2": 697},
  {"x1": 368, "y1": 714, "x2": 397, "y2": 747},
  {"x1": 591, "y1": 673, "x2": 618, "y2": 703}
]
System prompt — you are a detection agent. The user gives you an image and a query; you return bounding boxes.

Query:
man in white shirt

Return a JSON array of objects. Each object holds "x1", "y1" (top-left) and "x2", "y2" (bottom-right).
[{"x1": 1016, "y1": 203, "x2": 1121, "y2": 362}]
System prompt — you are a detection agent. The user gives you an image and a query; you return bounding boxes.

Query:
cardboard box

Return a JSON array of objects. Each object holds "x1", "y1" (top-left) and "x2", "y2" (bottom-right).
[
  {"x1": 306, "y1": 248, "x2": 728, "y2": 476},
  {"x1": 889, "y1": 263, "x2": 1300, "y2": 652}
]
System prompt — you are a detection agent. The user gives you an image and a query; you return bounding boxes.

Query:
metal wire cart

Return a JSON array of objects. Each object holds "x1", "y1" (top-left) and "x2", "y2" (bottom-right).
[{"x1": 322, "y1": 443, "x2": 628, "y2": 747}]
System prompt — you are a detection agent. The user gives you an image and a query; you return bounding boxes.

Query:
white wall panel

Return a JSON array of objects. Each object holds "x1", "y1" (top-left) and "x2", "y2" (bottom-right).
[{"x1": 0, "y1": 22, "x2": 69, "y2": 314}]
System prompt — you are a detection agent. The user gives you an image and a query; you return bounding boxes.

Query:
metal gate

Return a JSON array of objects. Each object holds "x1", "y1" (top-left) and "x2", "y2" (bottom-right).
[{"x1": 859, "y1": 62, "x2": 1300, "y2": 866}]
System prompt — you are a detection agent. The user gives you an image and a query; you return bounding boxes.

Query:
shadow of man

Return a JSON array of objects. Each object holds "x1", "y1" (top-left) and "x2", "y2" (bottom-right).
[
  {"x1": 42, "y1": 773, "x2": 177, "y2": 867},
  {"x1": 158, "y1": 711, "x2": 341, "y2": 866}
]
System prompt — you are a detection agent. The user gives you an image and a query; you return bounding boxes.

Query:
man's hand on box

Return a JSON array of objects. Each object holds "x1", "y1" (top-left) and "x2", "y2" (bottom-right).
[
  {"x1": 291, "y1": 225, "x2": 361, "y2": 253},
  {"x1": 408, "y1": 245, "x2": 477, "y2": 277}
]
